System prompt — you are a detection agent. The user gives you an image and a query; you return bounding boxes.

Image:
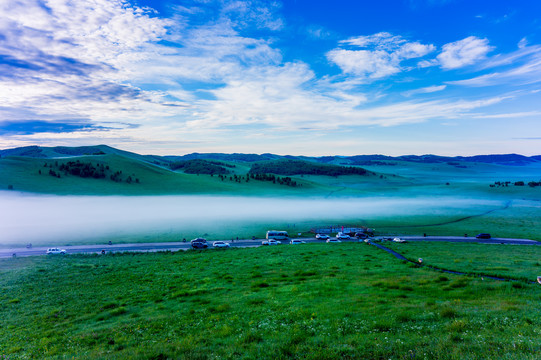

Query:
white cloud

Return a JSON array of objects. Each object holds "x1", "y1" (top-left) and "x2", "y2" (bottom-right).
[
  {"x1": 448, "y1": 45, "x2": 541, "y2": 87},
  {"x1": 327, "y1": 32, "x2": 435, "y2": 80},
  {"x1": 437, "y1": 36, "x2": 493, "y2": 69},
  {"x1": 402, "y1": 85, "x2": 447, "y2": 97}
]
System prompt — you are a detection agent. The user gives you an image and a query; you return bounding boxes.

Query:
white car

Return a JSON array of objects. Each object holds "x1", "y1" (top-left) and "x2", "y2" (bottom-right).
[
  {"x1": 212, "y1": 241, "x2": 231, "y2": 248},
  {"x1": 315, "y1": 234, "x2": 330, "y2": 240},
  {"x1": 336, "y1": 232, "x2": 350, "y2": 240},
  {"x1": 46, "y1": 248, "x2": 66, "y2": 255},
  {"x1": 267, "y1": 239, "x2": 281, "y2": 245},
  {"x1": 326, "y1": 238, "x2": 341, "y2": 243},
  {"x1": 392, "y1": 237, "x2": 406, "y2": 243},
  {"x1": 290, "y1": 239, "x2": 305, "y2": 245}
]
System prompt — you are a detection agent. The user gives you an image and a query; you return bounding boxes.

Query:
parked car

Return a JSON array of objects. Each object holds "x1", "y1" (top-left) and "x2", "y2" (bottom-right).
[
  {"x1": 191, "y1": 238, "x2": 208, "y2": 249},
  {"x1": 263, "y1": 239, "x2": 281, "y2": 245},
  {"x1": 315, "y1": 234, "x2": 330, "y2": 240},
  {"x1": 356, "y1": 232, "x2": 368, "y2": 239},
  {"x1": 290, "y1": 239, "x2": 305, "y2": 245},
  {"x1": 327, "y1": 238, "x2": 341, "y2": 243},
  {"x1": 336, "y1": 232, "x2": 350, "y2": 240},
  {"x1": 212, "y1": 241, "x2": 230, "y2": 248},
  {"x1": 476, "y1": 233, "x2": 492, "y2": 239},
  {"x1": 392, "y1": 237, "x2": 406, "y2": 243},
  {"x1": 46, "y1": 248, "x2": 66, "y2": 255}
]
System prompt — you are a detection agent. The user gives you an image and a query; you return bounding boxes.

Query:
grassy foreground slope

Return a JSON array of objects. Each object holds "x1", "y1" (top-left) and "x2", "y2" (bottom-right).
[{"x1": 1, "y1": 243, "x2": 540, "y2": 359}]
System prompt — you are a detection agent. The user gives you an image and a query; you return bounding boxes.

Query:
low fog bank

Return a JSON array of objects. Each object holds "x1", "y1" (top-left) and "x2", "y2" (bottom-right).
[{"x1": 0, "y1": 191, "x2": 502, "y2": 244}]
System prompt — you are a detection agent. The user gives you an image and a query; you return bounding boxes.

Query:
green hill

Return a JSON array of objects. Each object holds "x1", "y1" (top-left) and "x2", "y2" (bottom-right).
[
  {"x1": 2, "y1": 144, "x2": 541, "y2": 198},
  {"x1": 0, "y1": 154, "x2": 334, "y2": 196}
]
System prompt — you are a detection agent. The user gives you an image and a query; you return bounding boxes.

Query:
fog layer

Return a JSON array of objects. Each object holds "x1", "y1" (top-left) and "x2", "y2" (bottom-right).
[{"x1": 0, "y1": 192, "x2": 501, "y2": 244}]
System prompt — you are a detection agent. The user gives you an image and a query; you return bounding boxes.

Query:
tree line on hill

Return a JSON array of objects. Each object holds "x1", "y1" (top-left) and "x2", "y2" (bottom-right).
[
  {"x1": 248, "y1": 159, "x2": 370, "y2": 176},
  {"x1": 216, "y1": 173, "x2": 300, "y2": 187},
  {"x1": 490, "y1": 181, "x2": 541, "y2": 188},
  {"x1": 40, "y1": 160, "x2": 139, "y2": 184},
  {"x1": 170, "y1": 159, "x2": 235, "y2": 175}
]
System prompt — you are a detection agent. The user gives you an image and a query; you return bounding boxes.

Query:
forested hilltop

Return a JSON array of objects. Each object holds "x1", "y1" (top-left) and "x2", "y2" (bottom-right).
[{"x1": 249, "y1": 159, "x2": 372, "y2": 176}]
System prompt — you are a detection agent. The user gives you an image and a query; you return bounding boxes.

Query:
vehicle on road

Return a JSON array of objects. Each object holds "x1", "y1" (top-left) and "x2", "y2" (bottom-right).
[
  {"x1": 327, "y1": 238, "x2": 341, "y2": 243},
  {"x1": 356, "y1": 232, "x2": 368, "y2": 239},
  {"x1": 266, "y1": 230, "x2": 289, "y2": 241},
  {"x1": 46, "y1": 248, "x2": 66, "y2": 255},
  {"x1": 191, "y1": 238, "x2": 208, "y2": 249},
  {"x1": 212, "y1": 241, "x2": 230, "y2": 248},
  {"x1": 290, "y1": 239, "x2": 305, "y2": 245},
  {"x1": 392, "y1": 237, "x2": 406, "y2": 243},
  {"x1": 476, "y1": 233, "x2": 492, "y2": 239},
  {"x1": 315, "y1": 234, "x2": 330, "y2": 240},
  {"x1": 262, "y1": 239, "x2": 282, "y2": 245},
  {"x1": 336, "y1": 232, "x2": 350, "y2": 240}
]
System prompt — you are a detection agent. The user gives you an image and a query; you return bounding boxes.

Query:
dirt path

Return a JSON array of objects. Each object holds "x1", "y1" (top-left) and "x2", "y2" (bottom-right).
[{"x1": 371, "y1": 241, "x2": 536, "y2": 284}]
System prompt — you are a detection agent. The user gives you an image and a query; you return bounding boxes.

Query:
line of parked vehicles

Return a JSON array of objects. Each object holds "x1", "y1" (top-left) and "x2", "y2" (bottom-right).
[{"x1": 44, "y1": 232, "x2": 493, "y2": 254}]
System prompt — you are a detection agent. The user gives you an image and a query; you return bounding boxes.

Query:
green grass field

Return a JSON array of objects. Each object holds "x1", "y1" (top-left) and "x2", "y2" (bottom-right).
[{"x1": 1, "y1": 242, "x2": 540, "y2": 359}]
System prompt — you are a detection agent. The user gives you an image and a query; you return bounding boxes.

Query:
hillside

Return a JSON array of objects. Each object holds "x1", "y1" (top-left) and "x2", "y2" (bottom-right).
[
  {"x1": 0, "y1": 154, "x2": 330, "y2": 196},
  {"x1": 2, "y1": 145, "x2": 541, "y2": 197}
]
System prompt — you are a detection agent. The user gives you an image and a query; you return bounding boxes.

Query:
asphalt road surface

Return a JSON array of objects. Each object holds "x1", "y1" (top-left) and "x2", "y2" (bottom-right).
[{"x1": 1, "y1": 236, "x2": 538, "y2": 258}]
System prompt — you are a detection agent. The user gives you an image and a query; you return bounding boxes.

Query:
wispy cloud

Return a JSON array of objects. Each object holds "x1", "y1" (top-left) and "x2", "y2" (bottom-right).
[
  {"x1": 402, "y1": 85, "x2": 447, "y2": 97},
  {"x1": 437, "y1": 36, "x2": 493, "y2": 69},
  {"x1": 326, "y1": 32, "x2": 435, "y2": 80},
  {"x1": 448, "y1": 45, "x2": 541, "y2": 86}
]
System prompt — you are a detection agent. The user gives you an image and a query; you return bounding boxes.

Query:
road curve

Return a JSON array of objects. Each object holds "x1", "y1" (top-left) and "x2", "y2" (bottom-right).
[{"x1": 0, "y1": 236, "x2": 538, "y2": 258}]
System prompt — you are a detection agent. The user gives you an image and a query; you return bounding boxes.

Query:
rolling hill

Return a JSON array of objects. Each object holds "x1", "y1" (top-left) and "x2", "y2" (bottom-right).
[{"x1": 1, "y1": 145, "x2": 541, "y2": 196}]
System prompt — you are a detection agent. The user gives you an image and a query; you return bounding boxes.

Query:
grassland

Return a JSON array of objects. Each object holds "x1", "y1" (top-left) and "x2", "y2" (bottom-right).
[{"x1": 1, "y1": 243, "x2": 540, "y2": 359}]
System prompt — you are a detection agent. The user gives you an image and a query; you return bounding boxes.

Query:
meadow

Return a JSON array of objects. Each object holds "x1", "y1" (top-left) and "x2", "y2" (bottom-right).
[{"x1": 1, "y1": 242, "x2": 540, "y2": 359}]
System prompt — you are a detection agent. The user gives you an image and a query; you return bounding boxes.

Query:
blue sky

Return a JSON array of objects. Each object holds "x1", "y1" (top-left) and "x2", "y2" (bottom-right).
[{"x1": 1, "y1": 0, "x2": 540, "y2": 156}]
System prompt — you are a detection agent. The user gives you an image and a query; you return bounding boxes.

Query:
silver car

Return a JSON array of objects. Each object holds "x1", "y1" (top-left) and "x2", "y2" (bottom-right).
[
  {"x1": 212, "y1": 241, "x2": 231, "y2": 248},
  {"x1": 46, "y1": 248, "x2": 66, "y2": 255}
]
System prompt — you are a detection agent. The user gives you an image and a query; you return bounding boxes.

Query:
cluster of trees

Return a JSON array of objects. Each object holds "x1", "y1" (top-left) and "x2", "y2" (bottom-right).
[
  {"x1": 170, "y1": 159, "x2": 232, "y2": 175},
  {"x1": 489, "y1": 181, "x2": 541, "y2": 188},
  {"x1": 250, "y1": 173, "x2": 299, "y2": 187},
  {"x1": 217, "y1": 174, "x2": 249, "y2": 183},
  {"x1": 40, "y1": 160, "x2": 139, "y2": 184},
  {"x1": 59, "y1": 161, "x2": 107, "y2": 178},
  {"x1": 249, "y1": 159, "x2": 369, "y2": 176},
  {"x1": 215, "y1": 173, "x2": 299, "y2": 187}
]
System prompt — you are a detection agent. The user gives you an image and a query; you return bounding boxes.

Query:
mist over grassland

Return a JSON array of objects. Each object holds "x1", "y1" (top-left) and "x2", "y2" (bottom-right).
[{"x1": 0, "y1": 191, "x2": 507, "y2": 246}]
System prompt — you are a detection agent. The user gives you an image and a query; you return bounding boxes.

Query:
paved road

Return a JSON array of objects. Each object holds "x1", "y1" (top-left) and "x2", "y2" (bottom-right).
[{"x1": 1, "y1": 236, "x2": 538, "y2": 258}]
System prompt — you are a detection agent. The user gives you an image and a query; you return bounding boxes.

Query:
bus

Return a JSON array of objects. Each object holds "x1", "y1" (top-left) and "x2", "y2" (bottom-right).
[{"x1": 266, "y1": 230, "x2": 289, "y2": 241}]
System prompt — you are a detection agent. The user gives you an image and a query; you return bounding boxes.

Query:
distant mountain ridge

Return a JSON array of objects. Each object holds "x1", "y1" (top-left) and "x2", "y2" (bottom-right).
[{"x1": 1, "y1": 145, "x2": 540, "y2": 166}]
